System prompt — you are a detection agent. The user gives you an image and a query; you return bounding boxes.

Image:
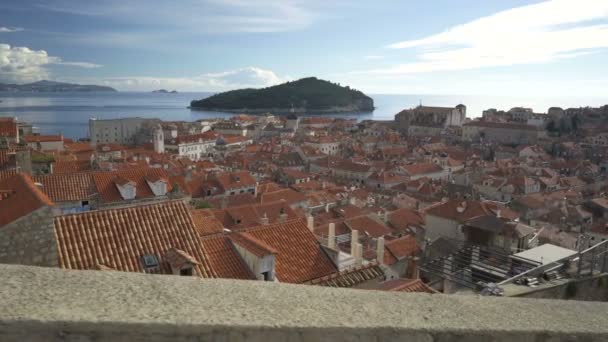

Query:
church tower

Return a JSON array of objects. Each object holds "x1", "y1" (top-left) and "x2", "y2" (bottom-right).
[{"x1": 153, "y1": 125, "x2": 164, "y2": 154}]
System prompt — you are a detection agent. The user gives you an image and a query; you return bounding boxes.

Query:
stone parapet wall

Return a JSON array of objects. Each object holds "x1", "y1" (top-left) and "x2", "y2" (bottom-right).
[{"x1": 1, "y1": 264, "x2": 608, "y2": 341}]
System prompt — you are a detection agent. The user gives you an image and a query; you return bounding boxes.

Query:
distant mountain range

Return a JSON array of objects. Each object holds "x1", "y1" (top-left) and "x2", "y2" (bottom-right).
[
  {"x1": 190, "y1": 77, "x2": 374, "y2": 114},
  {"x1": 0, "y1": 80, "x2": 117, "y2": 92}
]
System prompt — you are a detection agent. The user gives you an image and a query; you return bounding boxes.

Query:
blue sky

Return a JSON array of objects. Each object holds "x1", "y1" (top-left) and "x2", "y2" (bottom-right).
[{"x1": 0, "y1": 0, "x2": 607, "y2": 95}]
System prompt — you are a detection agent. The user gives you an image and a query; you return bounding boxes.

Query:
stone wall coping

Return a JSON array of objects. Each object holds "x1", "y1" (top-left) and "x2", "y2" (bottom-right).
[{"x1": 0, "y1": 264, "x2": 607, "y2": 341}]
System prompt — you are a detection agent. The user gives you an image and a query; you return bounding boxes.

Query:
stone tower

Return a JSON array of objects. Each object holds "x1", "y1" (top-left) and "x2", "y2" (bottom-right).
[{"x1": 153, "y1": 125, "x2": 164, "y2": 154}]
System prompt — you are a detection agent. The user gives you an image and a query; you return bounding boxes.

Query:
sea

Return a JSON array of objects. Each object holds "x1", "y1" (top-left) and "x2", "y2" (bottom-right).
[{"x1": 0, "y1": 92, "x2": 606, "y2": 139}]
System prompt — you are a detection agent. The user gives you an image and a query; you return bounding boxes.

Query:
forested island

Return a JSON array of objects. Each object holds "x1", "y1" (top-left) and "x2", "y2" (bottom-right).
[
  {"x1": 0, "y1": 80, "x2": 116, "y2": 92},
  {"x1": 190, "y1": 77, "x2": 374, "y2": 113},
  {"x1": 152, "y1": 89, "x2": 178, "y2": 94}
]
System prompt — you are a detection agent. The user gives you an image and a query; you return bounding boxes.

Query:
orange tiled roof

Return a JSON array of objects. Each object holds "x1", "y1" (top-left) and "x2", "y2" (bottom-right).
[
  {"x1": 230, "y1": 232, "x2": 279, "y2": 256},
  {"x1": 54, "y1": 200, "x2": 216, "y2": 277},
  {"x1": 260, "y1": 188, "x2": 306, "y2": 205},
  {"x1": 192, "y1": 208, "x2": 225, "y2": 236},
  {"x1": 0, "y1": 118, "x2": 17, "y2": 138},
  {"x1": 213, "y1": 171, "x2": 257, "y2": 191},
  {"x1": 388, "y1": 208, "x2": 425, "y2": 231},
  {"x1": 384, "y1": 235, "x2": 420, "y2": 262},
  {"x1": 242, "y1": 219, "x2": 337, "y2": 283},
  {"x1": 425, "y1": 199, "x2": 510, "y2": 223},
  {"x1": 402, "y1": 163, "x2": 443, "y2": 176},
  {"x1": 374, "y1": 278, "x2": 437, "y2": 293},
  {"x1": 344, "y1": 215, "x2": 392, "y2": 238},
  {"x1": 0, "y1": 150, "x2": 16, "y2": 169},
  {"x1": 92, "y1": 167, "x2": 172, "y2": 202},
  {"x1": 33, "y1": 173, "x2": 96, "y2": 202},
  {"x1": 0, "y1": 169, "x2": 18, "y2": 181},
  {"x1": 53, "y1": 160, "x2": 92, "y2": 174},
  {"x1": 201, "y1": 234, "x2": 255, "y2": 280},
  {"x1": 0, "y1": 173, "x2": 54, "y2": 227},
  {"x1": 307, "y1": 263, "x2": 385, "y2": 288},
  {"x1": 23, "y1": 135, "x2": 63, "y2": 143}
]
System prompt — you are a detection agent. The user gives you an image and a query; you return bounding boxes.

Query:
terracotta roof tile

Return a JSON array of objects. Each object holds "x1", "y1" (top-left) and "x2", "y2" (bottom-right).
[
  {"x1": 374, "y1": 278, "x2": 437, "y2": 293},
  {"x1": 53, "y1": 160, "x2": 92, "y2": 174},
  {"x1": 23, "y1": 135, "x2": 63, "y2": 143},
  {"x1": 0, "y1": 173, "x2": 54, "y2": 227},
  {"x1": 200, "y1": 234, "x2": 255, "y2": 280},
  {"x1": 388, "y1": 208, "x2": 425, "y2": 231},
  {"x1": 0, "y1": 118, "x2": 17, "y2": 138},
  {"x1": 403, "y1": 163, "x2": 443, "y2": 176},
  {"x1": 384, "y1": 235, "x2": 420, "y2": 262},
  {"x1": 344, "y1": 215, "x2": 392, "y2": 238},
  {"x1": 54, "y1": 200, "x2": 216, "y2": 277},
  {"x1": 213, "y1": 171, "x2": 257, "y2": 191},
  {"x1": 241, "y1": 219, "x2": 337, "y2": 283},
  {"x1": 307, "y1": 263, "x2": 385, "y2": 287},
  {"x1": 33, "y1": 173, "x2": 96, "y2": 202},
  {"x1": 0, "y1": 169, "x2": 17, "y2": 181},
  {"x1": 192, "y1": 209, "x2": 225, "y2": 236},
  {"x1": 260, "y1": 188, "x2": 306, "y2": 205},
  {"x1": 230, "y1": 232, "x2": 279, "y2": 256},
  {"x1": 92, "y1": 167, "x2": 172, "y2": 203}
]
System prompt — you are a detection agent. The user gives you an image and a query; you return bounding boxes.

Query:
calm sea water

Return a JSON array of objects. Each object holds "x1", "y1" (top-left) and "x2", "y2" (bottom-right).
[{"x1": 0, "y1": 92, "x2": 605, "y2": 139}]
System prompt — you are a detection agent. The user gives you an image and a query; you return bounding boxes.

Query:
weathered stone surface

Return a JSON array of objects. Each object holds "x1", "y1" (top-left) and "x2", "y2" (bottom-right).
[
  {"x1": 0, "y1": 207, "x2": 57, "y2": 267},
  {"x1": 0, "y1": 264, "x2": 607, "y2": 341}
]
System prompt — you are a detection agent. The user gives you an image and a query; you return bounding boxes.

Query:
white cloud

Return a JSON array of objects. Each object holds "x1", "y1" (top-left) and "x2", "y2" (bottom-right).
[
  {"x1": 0, "y1": 43, "x2": 103, "y2": 83},
  {"x1": 72, "y1": 67, "x2": 289, "y2": 91},
  {"x1": 33, "y1": 0, "x2": 326, "y2": 34},
  {"x1": 0, "y1": 44, "x2": 58, "y2": 82},
  {"x1": 371, "y1": 0, "x2": 608, "y2": 74},
  {"x1": 53, "y1": 61, "x2": 103, "y2": 68},
  {"x1": 363, "y1": 55, "x2": 384, "y2": 60},
  {"x1": 0, "y1": 27, "x2": 23, "y2": 33}
]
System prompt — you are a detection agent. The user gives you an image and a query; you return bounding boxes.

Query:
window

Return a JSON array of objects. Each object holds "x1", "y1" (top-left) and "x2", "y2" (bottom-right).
[
  {"x1": 141, "y1": 254, "x2": 159, "y2": 272},
  {"x1": 81, "y1": 200, "x2": 89, "y2": 207},
  {"x1": 262, "y1": 271, "x2": 271, "y2": 281}
]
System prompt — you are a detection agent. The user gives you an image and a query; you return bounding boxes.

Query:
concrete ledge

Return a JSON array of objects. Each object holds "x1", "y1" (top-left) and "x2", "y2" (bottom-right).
[{"x1": 1, "y1": 264, "x2": 607, "y2": 341}]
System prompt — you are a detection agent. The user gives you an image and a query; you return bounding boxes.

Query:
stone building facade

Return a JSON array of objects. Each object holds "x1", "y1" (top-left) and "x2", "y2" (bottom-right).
[{"x1": 0, "y1": 206, "x2": 58, "y2": 267}]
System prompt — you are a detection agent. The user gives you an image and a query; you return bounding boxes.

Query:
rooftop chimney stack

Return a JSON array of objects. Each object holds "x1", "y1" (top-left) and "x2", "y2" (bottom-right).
[
  {"x1": 350, "y1": 229, "x2": 359, "y2": 256},
  {"x1": 376, "y1": 237, "x2": 385, "y2": 265},
  {"x1": 328, "y1": 223, "x2": 336, "y2": 249},
  {"x1": 307, "y1": 215, "x2": 314, "y2": 232},
  {"x1": 260, "y1": 213, "x2": 269, "y2": 225},
  {"x1": 355, "y1": 243, "x2": 363, "y2": 267}
]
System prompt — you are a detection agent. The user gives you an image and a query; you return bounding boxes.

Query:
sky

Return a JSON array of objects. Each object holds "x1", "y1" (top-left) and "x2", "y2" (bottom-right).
[{"x1": 0, "y1": 0, "x2": 607, "y2": 96}]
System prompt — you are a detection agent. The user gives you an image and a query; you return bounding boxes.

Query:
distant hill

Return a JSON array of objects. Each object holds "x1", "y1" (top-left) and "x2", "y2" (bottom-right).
[
  {"x1": 152, "y1": 89, "x2": 178, "y2": 94},
  {"x1": 0, "y1": 80, "x2": 117, "y2": 92},
  {"x1": 190, "y1": 77, "x2": 374, "y2": 114}
]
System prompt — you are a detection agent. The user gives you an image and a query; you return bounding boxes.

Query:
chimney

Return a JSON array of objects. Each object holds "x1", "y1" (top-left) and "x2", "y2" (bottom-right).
[
  {"x1": 328, "y1": 223, "x2": 336, "y2": 249},
  {"x1": 376, "y1": 237, "x2": 385, "y2": 265},
  {"x1": 279, "y1": 206, "x2": 288, "y2": 222},
  {"x1": 355, "y1": 243, "x2": 363, "y2": 267},
  {"x1": 325, "y1": 203, "x2": 330, "y2": 213},
  {"x1": 350, "y1": 229, "x2": 359, "y2": 256},
  {"x1": 260, "y1": 212, "x2": 269, "y2": 225},
  {"x1": 496, "y1": 209, "x2": 501, "y2": 218},
  {"x1": 307, "y1": 215, "x2": 314, "y2": 232}
]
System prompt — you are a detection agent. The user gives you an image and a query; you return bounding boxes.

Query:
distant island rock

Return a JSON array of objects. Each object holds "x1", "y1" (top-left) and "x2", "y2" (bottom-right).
[
  {"x1": 0, "y1": 80, "x2": 117, "y2": 92},
  {"x1": 152, "y1": 89, "x2": 178, "y2": 94},
  {"x1": 190, "y1": 77, "x2": 374, "y2": 114}
]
